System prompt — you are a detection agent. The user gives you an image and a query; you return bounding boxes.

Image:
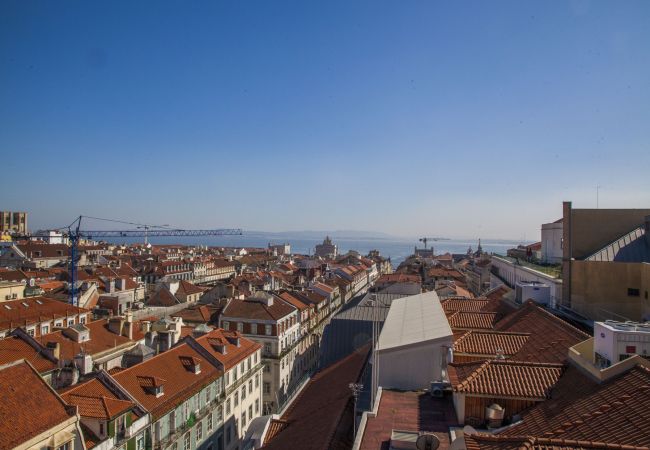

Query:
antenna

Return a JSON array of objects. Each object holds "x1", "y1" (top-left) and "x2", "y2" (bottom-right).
[{"x1": 416, "y1": 434, "x2": 440, "y2": 450}]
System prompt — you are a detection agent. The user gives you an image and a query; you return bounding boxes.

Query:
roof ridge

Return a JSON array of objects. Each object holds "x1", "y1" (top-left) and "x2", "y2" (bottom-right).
[{"x1": 496, "y1": 301, "x2": 589, "y2": 338}]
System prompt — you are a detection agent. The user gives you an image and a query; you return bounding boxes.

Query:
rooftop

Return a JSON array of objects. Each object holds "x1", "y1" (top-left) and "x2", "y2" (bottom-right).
[
  {"x1": 376, "y1": 291, "x2": 452, "y2": 352},
  {"x1": 359, "y1": 389, "x2": 459, "y2": 450},
  {"x1": 0, "y1": 360, "x2": 75, "y2": 449}
]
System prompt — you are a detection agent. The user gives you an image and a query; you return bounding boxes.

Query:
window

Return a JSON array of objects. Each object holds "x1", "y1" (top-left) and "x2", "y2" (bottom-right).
[
  {"x1": 626, "y1": 345, "x2": 637, "y2": 354},
  {"x1": 184, "y1": 432, "x2": 191, "y2": 450},
  {"x1": 56, "y1": 442, "x2": 71, "y2": 450},
  {"x1": 226, "y1": 424, "x2": 232, "y2": 445},
  {"x1": 136, "y1": 435, "x2": 145, "y2": 450},
  {"x1": 628, "y1": 288, "x2": 640, "y2": 297},
  {"x1": 27, "y1": 328, "x2": 35, "y2": 337},
  {"x1": 264, "y1": 343, "x2": 272, "y2": 354},
  {"x1": 197, "y1": 420, "x2": 203, "y2": 442},
  {"x1": 263, "y1": 382, "x2": 271, "y2": 394},
  {"x1": 207, "y1": 412, "x2": 213, "y2": 432},
  {"x1": 255, "y1": 373, "x2": 259, "y2": 388},
  {"x1": 249, "y1": 405, "x2": 253, "y2": 420},
  {"x1": 205, "y1": 386, "x2": 211, "y2": 405},
  {"x1": 251, "y1": 323, "x2": 257, "y2": 334},
  {"x1": 248, "y1": 379, "x2": 253, "y2": 394},
  {"x1": 234, "y1": 391, "x2": 239, "y2": 406},
  {"x1": 223, "y1": 320, "x2": 230, "y2": 330},
  {"x1": 67, "y1": 318, "x2": 74, "y2": 326},
  {"x1": 241, "y1": 386, "x2": 246, "y2": 401},
  {"x1": 226, "y1": 398, "x2": 231, "y2": 415},
  {"x1": 217, "y1": 405, "x2": 223, "y2": 424},
  {"x1": 255, "y1": 399, "x2": 259, "y2": 413},
  {"x1": 241, "y1": 411, "x2": 247, "y2": 427},
  {"x1": 237, "y1": 322, "x2": 244, "y2": 332},
  {"x1": 265, "y1": 325, "x2": 272, "y2": 335},
  {"x1": 264, "y1": 364, "x2": 270, "y2": 373},
  {"x1": 41, "y1": 324, "x2": 49, "y2": 335},
  {"x1": 247, "y1": 357, "x2": 251, "y2": 371},
  {"x1": 254, "y1": 351, "x2": 258, "y2": 364}
]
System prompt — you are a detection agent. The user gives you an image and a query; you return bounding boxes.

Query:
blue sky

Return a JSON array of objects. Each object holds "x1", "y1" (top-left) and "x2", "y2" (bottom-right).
[{"x1": 1, "y1": 0, "x2": 649, "y2": 240}]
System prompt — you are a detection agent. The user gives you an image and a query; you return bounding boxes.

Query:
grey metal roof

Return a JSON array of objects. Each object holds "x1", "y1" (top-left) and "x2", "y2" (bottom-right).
[{"x1": 587, "y1": 227, "x2": 650, "y2": 263}]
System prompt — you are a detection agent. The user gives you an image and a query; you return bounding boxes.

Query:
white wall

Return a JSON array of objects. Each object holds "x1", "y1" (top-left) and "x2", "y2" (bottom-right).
[
  {"x1": 376, "y1": 339, "x2": 452, "y2": 391},
  {"x1": 491, "y1": 256, "x2": 562, "y2": 308},
  {"x1": 541, "y1": 222, "x2": 563, "y2": 264}
]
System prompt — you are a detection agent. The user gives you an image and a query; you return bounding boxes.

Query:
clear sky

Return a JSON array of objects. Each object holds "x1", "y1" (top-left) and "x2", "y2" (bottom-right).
[{"x1": 1, "y1": 0, "x2": 649, "y2": 240}]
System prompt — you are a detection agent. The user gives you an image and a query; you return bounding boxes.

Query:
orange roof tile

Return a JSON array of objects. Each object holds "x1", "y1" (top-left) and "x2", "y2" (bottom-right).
[
  {"x1": 113, "y1": 343, "x2": 221, "y2": 419},
  {"x1": 0, "y1": 336, "x2": 57, "y2": 373},
  {"x1": 453, "y1": 331, "x2": 530, "y2": 357},
  {"x1": 0, "y1": 361, "x2": 75, "y2": 449},
  {"x1": 193, "y1": 328, "x2": 261, "y2": 370},
  {"x1": 62, "y1": 378, "x2": 134, "y2": 420},
  {"x1": 498, "y1": 364, "x2": 650, "y2": 446},
  {"x1": 448, "y1": 311, "x2": 499, "y2": 330},
  {"x1": 449, "y1": 360, "x2": 565, "y2": 400}
]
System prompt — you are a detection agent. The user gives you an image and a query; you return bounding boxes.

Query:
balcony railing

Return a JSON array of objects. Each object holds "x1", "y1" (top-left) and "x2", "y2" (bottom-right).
[{"x1": 225, "y1": 362, "x2": 262, "y2": 396}]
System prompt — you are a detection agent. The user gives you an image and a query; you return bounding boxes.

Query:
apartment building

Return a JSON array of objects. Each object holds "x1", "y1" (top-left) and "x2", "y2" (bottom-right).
[
  {"x1": 0, "y1": 210, "x2": 27, "y2": 234},
  {"x1": 0, "y1": 296, "x2": 89, "y2": 339},
  {"x1": 113, "y1": 328, "x2": 262, "y2": 450},
  {"x1": 218, "y1": 292, "x2": 300, "y2": 414},
  {"x1": 0, "y1": 360, "x2": 84, "y2": 450}
]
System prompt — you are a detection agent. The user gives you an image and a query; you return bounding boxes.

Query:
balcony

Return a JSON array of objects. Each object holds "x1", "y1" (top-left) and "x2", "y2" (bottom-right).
[{"x1": 225, "y1": 362, "x2": 262, "y2": 396}]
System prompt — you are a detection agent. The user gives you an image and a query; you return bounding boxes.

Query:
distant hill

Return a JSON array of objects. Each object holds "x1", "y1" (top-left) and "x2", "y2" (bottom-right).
[{"x1": 245, "y1": 229, "x2": 405, "y2": 241}]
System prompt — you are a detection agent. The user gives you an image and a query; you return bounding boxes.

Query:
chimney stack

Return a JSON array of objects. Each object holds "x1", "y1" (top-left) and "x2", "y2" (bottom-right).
[{"x1": 46, "y1": 341, "x2": 61, "y2": 360}]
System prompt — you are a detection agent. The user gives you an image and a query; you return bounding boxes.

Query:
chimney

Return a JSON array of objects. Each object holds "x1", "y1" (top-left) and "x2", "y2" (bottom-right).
[
  {"x1": 46, "y1": 341, "x2": 61, "y2": 360},
  {"x1": 116, "y1": 278, "x2": 126, "y2": 290},
  {"x1": 108, "y1": 279, "x2": 115, "y2": 294}
]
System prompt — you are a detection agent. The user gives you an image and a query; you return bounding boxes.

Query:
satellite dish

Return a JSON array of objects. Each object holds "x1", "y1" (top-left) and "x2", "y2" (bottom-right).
[{"x1": 416, "y1": 434, "x2": 440, "y2": 450}]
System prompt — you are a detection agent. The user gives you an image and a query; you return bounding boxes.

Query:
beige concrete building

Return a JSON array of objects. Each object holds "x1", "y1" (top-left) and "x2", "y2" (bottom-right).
[
  {"x1": 0, "y1": 211, "x2": 27, "y2": 234},
  {"x1": 0, "y1": 280, "x2": 24, "y2": 301},
  {"x1": 561, "y1": 201, "x2": 650, "y2": 322}
]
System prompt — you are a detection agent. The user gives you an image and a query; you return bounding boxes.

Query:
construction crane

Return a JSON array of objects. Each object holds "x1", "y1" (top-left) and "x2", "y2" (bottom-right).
[
  {"x1": 419, "y1": 237, "x2": 433, "y2": 249},
  {"x1": 24, "y1": 215, "x2": 242, "y2": 307},
  {"x1": 418, "y1": 237, "x2": 447, "y2": 249}
]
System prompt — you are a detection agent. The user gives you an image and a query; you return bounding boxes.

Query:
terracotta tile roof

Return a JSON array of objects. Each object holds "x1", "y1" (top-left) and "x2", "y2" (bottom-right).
[
  {"x1": 147, "y1": 287, "x2": 180, "y2": 307},
  {"x1": 61, "y1": 378, "x2": 134, "y2": 419},
  {"x1": 40, "y1": 319, "x2": 135, "y2": 360},
  {"x1": 497, "y1": 364, "x2": 650, "y2": 446},
  {"x1": 264, "y1": 419, "x2": 289, "y2": 444},
  {"x1": 0, "y1": 335, "x2": 57, "y2": 373},
  {"x1": 0, "y1": 296, "x2": 88, "y2": 331},
  {"x1": 262, "y1": 345, "x2": 370, "y2": 450},
  {"x1": 448, "y1": 311, "x2": 499, "y2": 330},
  {"x1": 192, "y1": 328, "x2": 261, "y2": 370},
  {"x1": 177, "y1": 280, "x2": 205, "y2": 296},
  {"x1": 442, "y1": 296, "x2": 516, "y2": 318},
  {"x1": 443, "y1": 298, "x2": 491, "y2": 313},
  {"x1": 359, "y1": 389, "x2": 459, "y2": 450},
  {"x1": 376, "y1": 273, "x2": 421, "y2": 284},
  {"x1": 453, "y1": 331, "x2": 530, "y2": 357},
  {"x1": 464, "y1": 434, "x2": 650, "y2": 450},
  {"x1": 448, "y1": 360, "x2": 565, "y2": 400},
  {"x1": 495, "y1": 302, "x2": 590, "y2": 364},
  {"x1": 113, "y1": 342, "x2": 222, "y2": 419},
  {"x1": 278, "y1": 292, "x2": 311, "y2": 311},
  {"x1": 0, "y1": 361, "x2": 75, "y2": 449},
  {"x1": 222, "y1": 296, "x2": 295, "y2": 321}
]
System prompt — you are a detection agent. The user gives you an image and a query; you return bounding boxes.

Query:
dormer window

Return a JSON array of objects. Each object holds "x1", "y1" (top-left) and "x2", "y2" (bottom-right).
[
  {"x1": 180, "y1": 356, "x2": 202, "y2": 374},
  {"x1": 137, "y1": 375, "x2": 166, "y2": 397},
  {"x1": 209, "y1": 337, "x2": 228, "y2": 354}
]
